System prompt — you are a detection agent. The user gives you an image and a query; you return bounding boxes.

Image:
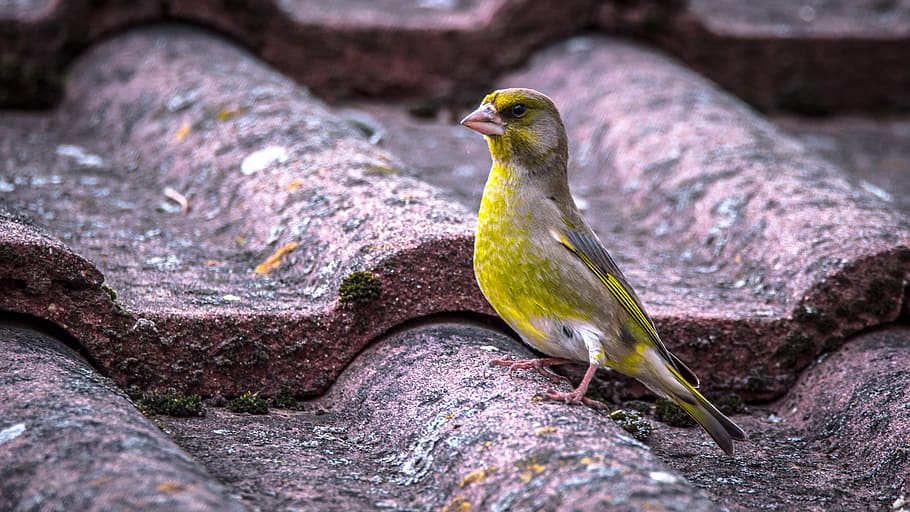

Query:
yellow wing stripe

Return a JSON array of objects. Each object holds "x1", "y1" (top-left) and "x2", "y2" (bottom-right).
[{"x1": 569, "y1": 245, "x2": 660, "y2": 347}]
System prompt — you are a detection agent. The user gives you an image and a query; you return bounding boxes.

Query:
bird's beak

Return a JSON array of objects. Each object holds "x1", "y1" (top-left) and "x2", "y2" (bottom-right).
[{"x1": 461, "y1": 104, "x2": 505, "y2": 136}]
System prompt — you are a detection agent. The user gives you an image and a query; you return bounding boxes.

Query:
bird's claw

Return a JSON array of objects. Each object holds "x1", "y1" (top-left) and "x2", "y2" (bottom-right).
[
  {"x1": 491, "y1": 357, "x2": 603, "y2": 410},
  {"x1": 544, "y1": 389, "x2": 606, "y2": 410},
  {"x1": 490, "y1": 357, "x2": 573, "y2": 386}
]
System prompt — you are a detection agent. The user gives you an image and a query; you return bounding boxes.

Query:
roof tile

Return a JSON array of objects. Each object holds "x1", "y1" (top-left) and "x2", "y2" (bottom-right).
[
  {"x1": 1, "y1": 3, "x2": 909, "y2": 510},
  {"x1": 0, "y1": 324, "x2": 247, "y2": 512},
  {"x1": 1, "y1": 26, "x2": 488, "y2": 397}
]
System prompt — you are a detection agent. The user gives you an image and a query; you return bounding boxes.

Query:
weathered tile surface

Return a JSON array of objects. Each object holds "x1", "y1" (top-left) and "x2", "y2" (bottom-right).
[
  {"x1": 653, "y1": 326, "x2": 910, "y2": 511},
  {"x1": 0, "y1": 324, "x2": 247, "y2": 512},
  {"x1": 159, "y1": 323, "x2": 722, "y2": 511},
  {"x1": 3, "y1": 1, "x2": 910, "y2": 111},
  {"x1": 1, "y1": 26, "x2": 487, "y2": 398},
  {"x1": 0, "y1": 2, "x2": 909, "y2": 511}
]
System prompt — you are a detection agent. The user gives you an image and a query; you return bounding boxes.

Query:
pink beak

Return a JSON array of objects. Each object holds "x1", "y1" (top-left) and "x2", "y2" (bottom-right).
[{"x1": 461, "y1": 104, "x2": 505, "y2": 136}]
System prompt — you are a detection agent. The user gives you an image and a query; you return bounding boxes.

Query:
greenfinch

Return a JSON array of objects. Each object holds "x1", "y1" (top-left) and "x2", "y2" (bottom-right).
[{"x1": 462, "y1": 88, "x2": 746, "y2": 454}]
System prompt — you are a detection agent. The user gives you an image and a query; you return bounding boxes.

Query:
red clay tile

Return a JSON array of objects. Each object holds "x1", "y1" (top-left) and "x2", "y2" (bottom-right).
[
  {"x1": 647, "y1": 0, "x2": 910, "y2": 113},
  {"x1": 0, "y1": 323, "x2": 247, "y2": 511},
  {"x1": 0, "y1": 0, "x2": 164, "y2": 107},
  {"x1": 5, "y1": 1, "x2": 909, "y2": 112},
  {"x1": 0, "y1": 0, "x2": 599, "y2": 107},
  {"x1": 1, "y1": 26, "x2": 489, "y2": 398},
  {"x1": 157, "y1": 323, "x2": 723, "y2": 511},
  {"x1": 174, "y1": 0, "x2": 599, "y2": 101},
  {"x1": 5, "y1": 28, "x2": 907, "y2": 402},
  {"x1": 652, "y1": 326, "x2": 910, "y2": 511},
  {"x1": 774, "y1": 115, "x2": 910, "y2": 214}
]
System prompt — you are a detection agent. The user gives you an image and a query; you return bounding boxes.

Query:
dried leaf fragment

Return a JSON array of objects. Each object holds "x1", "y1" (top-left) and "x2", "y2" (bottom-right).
[
  {"x1": 254, "y1": 242, "x2": 298, "y2": 275},
  {"x1": 459, "y1": 466, "x2": 497, "y2": 488},
  {"x1": 534, "y1": 426, "x2": 557, "y2": 436},
  {"x1": 174, "y1": 122, "x2": 191, "y2": 142}
]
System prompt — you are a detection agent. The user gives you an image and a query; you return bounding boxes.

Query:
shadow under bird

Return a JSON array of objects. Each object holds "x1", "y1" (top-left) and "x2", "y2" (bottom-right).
[{"x1": 462, "y1": 87, "x2": 747, "y2": 455}]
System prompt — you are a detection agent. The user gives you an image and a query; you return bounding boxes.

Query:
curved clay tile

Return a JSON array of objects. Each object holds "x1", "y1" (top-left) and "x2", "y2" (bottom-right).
[
  {"x1": 2, "y1": 26, "x2": 488, "y2": 397},
  {"x1": 1, "y1": 7, "x2": 909, "y2": 511}
]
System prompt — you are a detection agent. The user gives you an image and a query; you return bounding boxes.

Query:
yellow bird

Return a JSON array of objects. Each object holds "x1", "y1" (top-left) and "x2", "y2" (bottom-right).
[{"x1": 462, "y1": 88, "x2": 746, "y2": 454}]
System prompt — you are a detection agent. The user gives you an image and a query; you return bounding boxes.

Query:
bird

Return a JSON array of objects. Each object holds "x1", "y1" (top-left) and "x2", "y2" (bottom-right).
[{"x1": 461, "y1": 87, "x2": 746, "y2": 454}]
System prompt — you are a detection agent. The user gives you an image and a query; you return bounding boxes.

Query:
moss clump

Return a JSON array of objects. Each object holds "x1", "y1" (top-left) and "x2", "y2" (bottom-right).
[
  {"x1": 229, "y1": 391, "x2": 269, "y2": 415},
  {"x1": 338, "y1": 270, "x2": 381, "y2": 305},
  {"x1": 100, "y1": 282, "x2": 131, "y2": 317},
  {"x1": 101, "y1": 282, "x2": 118, "y2": 301},
  {"x1": 270, "y1": 385, "x2": 299, "y2": 409},
  {"x1": 609, "y1": 409, "x2": 653, "y2": 441},
  {"x1": 136, "y1": 391, "x2": 204, "y2": 417},
  {"x1": 715, "y1": 394, "x2": 747, "y2": 416},
  {"x1": 654, "y1": 398, "x2": 696, "y2": 427}
]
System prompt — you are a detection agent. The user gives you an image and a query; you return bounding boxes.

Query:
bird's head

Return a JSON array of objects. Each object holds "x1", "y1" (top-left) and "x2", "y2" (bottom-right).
[{"x1": 461, "y1": 88, "x2": 568, "y2": 170}]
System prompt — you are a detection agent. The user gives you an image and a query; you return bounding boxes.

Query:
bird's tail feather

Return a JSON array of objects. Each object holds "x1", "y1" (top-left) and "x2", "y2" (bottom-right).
[
  {"x1": 643, "y1": 349, "x2": 747, "y2": 454},
  {"x1": 673, "y1": 386, "x2": 747, "y2": 455}
]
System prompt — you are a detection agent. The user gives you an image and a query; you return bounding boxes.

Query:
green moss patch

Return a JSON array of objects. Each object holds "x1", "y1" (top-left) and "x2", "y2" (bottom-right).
[
  {"x1": 654, "y1": 397, "x2": 696, "y2": 427},
  {"x1": 270, "y1": 385, "x2": 300, "y2": 409},
  {"x1": 609, "y1": 409, "x2": 653, "y2": 441},
  {"x1": 136, "y1": 391, "x2": 204, "y2": 417},
  {"x1": 339, "y1": 270, "x2": 381, "y2": 305},
  {"x1": 229, "y1": 391, "x2": 269, "y2": 415},
  {"x1": 715, "y1": 394, "x2": 747, "y2": 416}
]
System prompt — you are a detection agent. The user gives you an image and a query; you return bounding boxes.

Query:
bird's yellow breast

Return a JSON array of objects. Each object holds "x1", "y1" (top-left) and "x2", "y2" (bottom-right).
[{"x1": 473, "y1": 163, "x2": 585, "y2": 347}]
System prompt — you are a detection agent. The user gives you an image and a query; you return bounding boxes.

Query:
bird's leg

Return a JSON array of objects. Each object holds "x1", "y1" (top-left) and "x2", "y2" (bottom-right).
[
  {"x1": 490, "y1": 357, "x2": 574, "y2": 387},
  {"x1": 544, "y1": 363, "x2": 605, "y2": 410}
]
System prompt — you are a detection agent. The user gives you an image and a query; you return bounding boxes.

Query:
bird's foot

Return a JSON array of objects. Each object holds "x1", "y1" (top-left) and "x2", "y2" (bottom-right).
[
  {"x1": 491, "y1": 359, "x2": 605, "y2": 410},
  {"x1": 544, "y1": 388, "x2": 606, "y2": 410},
  {"x1": 490, "y1": 357, "x2": 574, "y2": 386}
]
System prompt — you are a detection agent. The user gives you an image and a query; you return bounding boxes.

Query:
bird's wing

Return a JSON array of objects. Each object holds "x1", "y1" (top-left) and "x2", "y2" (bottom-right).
[{"x1": 556, "y1": 226, "x2": 700, "y2": 388}]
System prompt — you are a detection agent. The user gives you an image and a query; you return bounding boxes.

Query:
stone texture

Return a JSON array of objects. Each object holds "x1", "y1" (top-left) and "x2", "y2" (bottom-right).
[
  {"x1": 4, "y1": 28, "x2": 907, "y2": 404},
  {"x1": 651, "y1": 326, "x2": 910, "y2": 511},
  {"x1": 0, "y1": 323, "x2": 247, "y2": 512},
  {"x1": 0, "y1": 0, "x2": 601, "y2": 107},
  {"x1": 141, "y1": 324, "x2": 910, "y2": 511},
  {"x1": 659, "y1": 0, "x2": 910, "y2": 113},
  {"x1": 0, "y1": 0, "x2": 164, "y2": 107},
  {"x1": 774, "y1": 115, "x2": 910, "y2": 214},
  {"x1": 687, "y1": 0, "x2": 910, "y2": 34},
  {"x1": 156, "y1": 323, "x2": 722, "y2": 512},
  {"x1": 0, "y1": 5, "x2": 909, "y2": 511},
  {"x1": 0, "y1": 26, "x2": 488, "y2": 399},
  {"x1": 173, "y1": 0, "x2": 595, "y2": 102},
  {"x1": 4, "y1": 1, "x2": 910, "y2": 112}
]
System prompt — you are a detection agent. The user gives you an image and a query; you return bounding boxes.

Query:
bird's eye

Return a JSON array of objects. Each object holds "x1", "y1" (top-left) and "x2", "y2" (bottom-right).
[{"x1": 510, "y1": 103, "x2": 527, "y2": 118}]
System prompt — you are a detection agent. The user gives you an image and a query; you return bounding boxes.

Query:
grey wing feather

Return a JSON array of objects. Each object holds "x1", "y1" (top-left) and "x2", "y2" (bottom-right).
[{"x1": 561, "y1": 227, "x2": 700, "y2": 388}]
